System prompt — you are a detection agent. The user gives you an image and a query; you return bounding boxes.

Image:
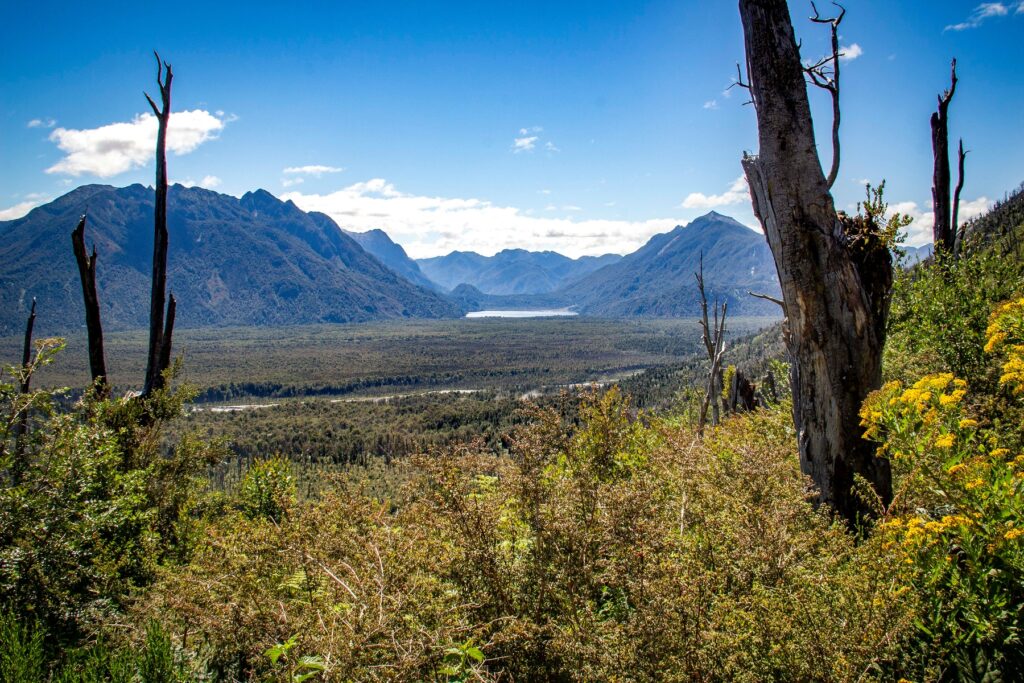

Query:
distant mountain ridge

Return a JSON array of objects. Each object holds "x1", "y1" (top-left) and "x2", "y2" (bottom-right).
[
  {"x1": 556, "y1": 211, "x2": 780, "y2": 316},
  {"x1": 0, "y1": 184, "x2": 458, "y2": 335},
  {"x1": 417, "y1": 248, "x2": 622, "y2": 294},
  {"x1": 344, "y1": 228, "x2": 440, "y2": 291}
]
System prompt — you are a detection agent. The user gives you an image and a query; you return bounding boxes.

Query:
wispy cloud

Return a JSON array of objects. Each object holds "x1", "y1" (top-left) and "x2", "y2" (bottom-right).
[
  {"x1": 945, "y1": 2, "x2": 1010, "y2": 30},
  {"x1": 512, "y1": 135, "x2": 538, "y2": 153},
  {"x1": 681, "y1": 176, "x2": 749, "y2": 210},
  {"x1": 178, "y1": 175, "x2": 222, "y2": 189},
  {"x1": 0, "y1": 200, "x2": 44, "y2": 221},
  {"x1": 282, "y1": 164, "x2": 344, "y2": 176},
  {"x1": 27, "y1": 118, "x2": 56, "y2": 129},
  {"x1": 703, "y1": 100, "x2": 719, "y2": 110},
  {"x1": 283, "y1": 178, "x2": 691, "y2": 258},
  {"x1": 512, "y1": 126, "x2": 560, "y2": 154},
  {"x1": 45, "y1": 110, "x2": 228, "y2": 177},
  {"x1": 839, "y1": 43, "x2": 863, "y2": 61}
]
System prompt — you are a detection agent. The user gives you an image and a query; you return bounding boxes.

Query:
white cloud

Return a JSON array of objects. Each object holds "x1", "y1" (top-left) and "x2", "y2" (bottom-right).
[
  {"x1": 519, "y1": 126, "x2": 543, "y2": 135},
  {"x1": 1018, "y1": 1, "x2": 1024, "y2": 13},
  {"x1": 179, "y1": 175, "x2": 222, "y2": 189},
  {"x1": 283, "y1": 178, "x2": 694, "y2": 258},
  {"x1": 945, "y1": 3, "x2": 1009, "y2": 30},
  {"x1": 27, "y1": 118, "x2": 56, "y2": 129},
  {"x1": 703, "y1": 99, "x2": 719, "y2": 110},
  {"x1": 282, "y1": 164, "x2": 344, "y2": 176},
  {"x1": 45, "y1": 110, "x2": 227, "y2": 177},
  {"x1": 890, "y1": 196, "x2": 991, "y2": 246},
  {"x1": 538, "y1": 189, "x2": 552, "y2": 195},
  {"x1": 561, "y1": 205, "x2": 583, "y2": 212},
  {"x1": 0, "y1": 200, "x2": 45, "y2": 221},
  {"x1": 281, "y1": 177, "x2": 305, "y2": 188},
  {"x1": 544, "y1": 141, "x2": 561, "y2": 152},
  {"x1": 681, "y1": 176, "x2": 749, "y2": 210},
  {"x1": 839, "y1": 43, "x2": 863, "y2": 61},
  {"x1": 513, "y1": 136, "x2": 538, "y2": 153}
]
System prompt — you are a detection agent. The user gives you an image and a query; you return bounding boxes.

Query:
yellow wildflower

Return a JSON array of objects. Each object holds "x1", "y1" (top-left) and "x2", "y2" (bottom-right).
[
  {"x1": 934, "y1": 434, "x2": 955, "y2": 449},
  {"x1": 1004, "y1": 528, "x2": 1024, "y2": 541},
  {"x1": 958, "y1": 418, "x2": 979, "y2": 429}
]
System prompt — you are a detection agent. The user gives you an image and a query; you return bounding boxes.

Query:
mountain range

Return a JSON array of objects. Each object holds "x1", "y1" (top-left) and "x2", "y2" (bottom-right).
[
  {"x1": 417, "y1": 249, "x2": 622, "y2": 295},
  {"x1": 0, "y1": 184, "x2": 456, "y2": 335},
  {"x1": 0, "y1": 185, "x2": 785, "y2": 335}
]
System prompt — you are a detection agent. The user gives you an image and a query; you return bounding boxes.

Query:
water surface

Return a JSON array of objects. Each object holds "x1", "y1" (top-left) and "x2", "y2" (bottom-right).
[{"x1": 465, "y1": 309, "x2": 578, "y2": 319}]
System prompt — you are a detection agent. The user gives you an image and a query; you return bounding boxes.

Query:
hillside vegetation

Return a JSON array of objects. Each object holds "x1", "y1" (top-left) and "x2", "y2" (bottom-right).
[{"x1": 1, "y1": 190, "x2": 1022, "y2": 680}]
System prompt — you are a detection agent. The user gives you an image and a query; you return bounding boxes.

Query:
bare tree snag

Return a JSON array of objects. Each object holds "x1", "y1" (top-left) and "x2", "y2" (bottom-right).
[
  {"x1": 931, "y1": 59, "x2": 958, "y2": 252},
  {"x1": 738, "y1": 0, "x2": 893, "y2": 522},
  {"x1": 952, "y1": 139, "x2": 968, "y2": 258},
  {"x1": 806, "y1": 1, "x2": 845, "y2": 189},
  {"x1": 11, "y1": 299, "x2": 37, "y2": 481},
  {"x1": 143, "y1": 52, "x2": 175, "y2": 396},
  {"x1": 19, "y1": 299, "x2": 36, "y2": 396},
  {"x1": 696, "y1": 255, "x2": 728, "y2": 435},
  {"x1": 71, "y1": 215, "x2": 109, "y2": 397}
]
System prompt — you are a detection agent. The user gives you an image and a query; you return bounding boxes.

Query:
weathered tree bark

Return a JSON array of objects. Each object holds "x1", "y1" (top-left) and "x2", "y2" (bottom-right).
[
  {"x1": 931, "y1": 59, "x2": 958, "y2": 253},
  {"x1": 738, "y1": 0, "x2": 893, "y2": 522},
  {"x1": 952, "y1": 139, "x2": 968, "y2": 259},
  {"x1": 71, "y1": 215, "x2": 109, "y2": 397},
  {"x1": 143, "y1": 52, "x2": 175, "y2": 396}
]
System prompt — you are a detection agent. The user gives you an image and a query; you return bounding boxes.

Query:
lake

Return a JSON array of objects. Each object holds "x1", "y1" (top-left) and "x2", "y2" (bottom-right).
[{"x1": 465, "y1": 309, "x2": 579, "y2": 319}]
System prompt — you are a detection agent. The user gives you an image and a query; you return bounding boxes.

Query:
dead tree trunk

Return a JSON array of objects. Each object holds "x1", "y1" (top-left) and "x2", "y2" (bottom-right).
[
  {"x1": 931, "y1": 59, "x2": 958, "y2": 253},
  {"x1": 11, "y1": 299, "x2": 37, "y2": 481},
  {"x1": 738, "y1": 0, "x2": 893, "y2": 522},
  {"x1": 71, "y1": 215, "x2": 109, "y2": 397},
  {"x1": 143, "y1": 52, "x2": 175, "y2": 397},
  {"x1": 696, "y1": 256, "x2": 727, "y2": 435}
]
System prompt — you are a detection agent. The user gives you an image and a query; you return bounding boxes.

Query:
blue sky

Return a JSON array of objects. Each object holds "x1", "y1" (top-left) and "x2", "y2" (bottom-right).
[{"x1": 2, "y1": 1, "x2": 1022, "y2": 257}]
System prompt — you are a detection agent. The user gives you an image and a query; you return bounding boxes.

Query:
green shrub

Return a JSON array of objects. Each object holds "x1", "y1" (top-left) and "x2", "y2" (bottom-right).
[{"x1": 239, "y1": 455, "x2": 296, "y2": 522}]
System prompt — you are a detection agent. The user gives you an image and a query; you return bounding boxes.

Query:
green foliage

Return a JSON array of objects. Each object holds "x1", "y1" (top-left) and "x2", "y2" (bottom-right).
[
  {"x1": 0, "y1": 609, "x2": 45, "y2": 683},
  {"x1": 239, "y1": 455, "x2": 296, "y2": 522},
  {"x1": 887, "y1": 248, "x2": 1024, "y2": 390},
  {"x1": 0, "y1": 347, "x2": 222, "y2": 649},
  {"x1": 863, "y1": 299, "x2": 1024, "y2": 679}
]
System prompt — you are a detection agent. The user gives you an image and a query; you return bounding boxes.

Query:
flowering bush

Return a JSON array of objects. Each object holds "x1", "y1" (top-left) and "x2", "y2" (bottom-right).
[{"x1": 860, "y1": 298, "x2": 1024, "y2": 677}]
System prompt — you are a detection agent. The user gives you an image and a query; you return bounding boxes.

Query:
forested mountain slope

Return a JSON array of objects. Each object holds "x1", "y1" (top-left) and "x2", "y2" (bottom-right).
[{"x1": 0, "y1": 185, "x2": 459, "y2": 334}]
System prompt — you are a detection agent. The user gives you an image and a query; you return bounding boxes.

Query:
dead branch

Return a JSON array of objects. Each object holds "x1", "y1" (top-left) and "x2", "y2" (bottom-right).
[
  {"x1": 695, "y1": 254, "x2": 728, "y2": 435},
  {"x1": 71, "y1": 215, "x2": 109, "y2": 397},
  {"x1": 747, "y1": 290, "x2": 785, "y2": 308},
  {"x1": 143, "y1": 51, "x2": 175, "y2": 396},
  {"x1": 728, "y1": 62, "x2": 755, "y2": 107},
  {"x1": 952, "y1": 139, "x2": 969, "y2": 258},
  {"x1": 805, "y1": 1, "x2": 845, "y2": 189}
]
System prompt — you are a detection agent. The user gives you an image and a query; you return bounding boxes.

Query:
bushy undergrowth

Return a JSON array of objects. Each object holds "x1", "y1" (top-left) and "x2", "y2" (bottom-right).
[{"x1": 2, "y1": 246, "x2": 1022, "y2": 681}]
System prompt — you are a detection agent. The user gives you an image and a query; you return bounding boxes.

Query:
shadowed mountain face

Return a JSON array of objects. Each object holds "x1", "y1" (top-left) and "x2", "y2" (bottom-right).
[
  {"x1": 343, "y1": 228, "x2": 440, "y2": 291},
  {"x1": 555, "y1": 211, "x2": 780, "y2": 316},
  {"x1": 442, "y1": 212, "x2": 780, "y2": 317},
  {"x1": 0, "y1": 184, "x2": 458, "y2": 335},
  {"x1": 417, "y1": 249, "x2": 622, "y2": 294}
]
